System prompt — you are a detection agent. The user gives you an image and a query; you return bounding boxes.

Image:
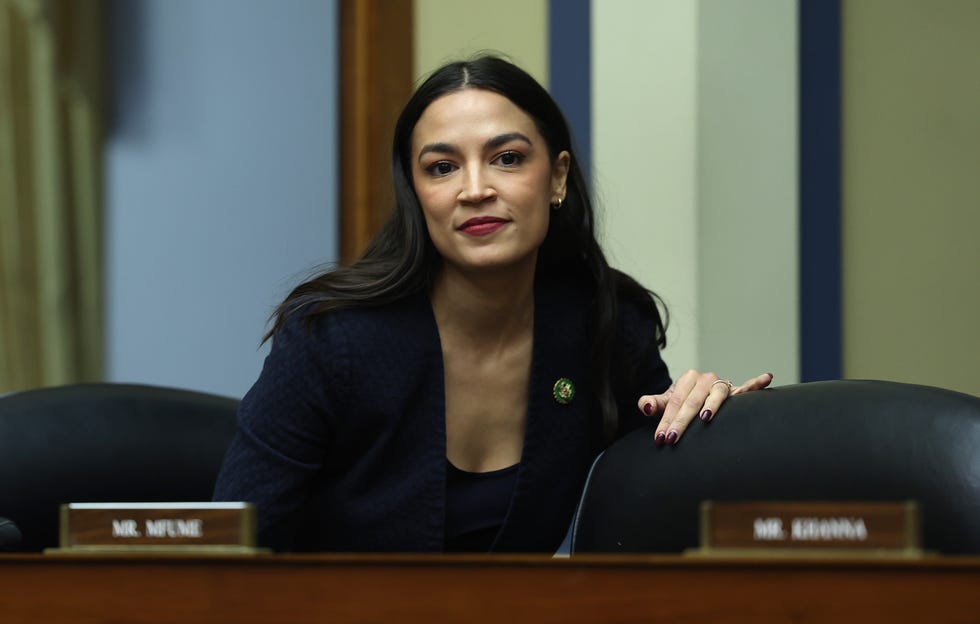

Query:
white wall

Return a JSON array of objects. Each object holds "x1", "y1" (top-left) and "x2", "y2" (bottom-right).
[
  {"x1": 697, "y1": 0, "x2": 799, "y2": 384},
  {"x1": 593, "y1": 0, "x2": 701, "y2": 374},
  {"x1": 105, "y1": 0, "x2": 339, "y2": 399},
  {"x1": 593, "y1": 0, "x2": 799, "y2": 385}
]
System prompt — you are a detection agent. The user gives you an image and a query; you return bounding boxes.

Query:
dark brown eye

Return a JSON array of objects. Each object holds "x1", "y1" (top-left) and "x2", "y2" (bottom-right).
[
  {"x1": 426, "y1": 161, "x2": 456, "y2": 176},
  {"x1": 494, "y1": 151, "x2": 525, "y2": 167}
]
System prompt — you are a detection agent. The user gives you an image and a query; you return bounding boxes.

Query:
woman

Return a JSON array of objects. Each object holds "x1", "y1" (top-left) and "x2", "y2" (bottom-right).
[{"x1": 213, "y1": 55, "x2": 771, "y2": 552}]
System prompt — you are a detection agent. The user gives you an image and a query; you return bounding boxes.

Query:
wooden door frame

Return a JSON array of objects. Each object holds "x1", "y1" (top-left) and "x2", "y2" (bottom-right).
[{"x1": 338, "y1": 0, "x2": 414, "y2": 264}]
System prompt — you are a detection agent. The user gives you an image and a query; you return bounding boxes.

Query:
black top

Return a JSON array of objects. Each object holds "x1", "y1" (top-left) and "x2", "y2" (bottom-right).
[{"x1": 444, "y1": 460, "x2": 520, "y2": 552}]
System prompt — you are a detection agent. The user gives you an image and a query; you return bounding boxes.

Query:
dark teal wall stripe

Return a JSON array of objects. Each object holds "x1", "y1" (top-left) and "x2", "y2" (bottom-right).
[
  {"x1": 548, "y1": 0, "x2": 592, "y2": 182},
  {"x1": 799, "y1": 0, "x2": 843, "y2": 381}
]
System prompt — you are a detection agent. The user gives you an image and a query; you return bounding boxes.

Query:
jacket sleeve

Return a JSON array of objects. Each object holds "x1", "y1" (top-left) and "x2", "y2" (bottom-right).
[
  {"x1": 212, "y1": 312, "x2": 347, "y2": 551},
  {"x1": 612, "y1": 298, "x2": 672, "y2": 437}
]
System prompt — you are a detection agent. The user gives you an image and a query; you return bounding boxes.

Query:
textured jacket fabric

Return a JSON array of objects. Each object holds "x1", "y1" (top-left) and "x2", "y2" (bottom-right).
[{"x1": 213, "y1": 277, "x2": 671, "y2": 552}]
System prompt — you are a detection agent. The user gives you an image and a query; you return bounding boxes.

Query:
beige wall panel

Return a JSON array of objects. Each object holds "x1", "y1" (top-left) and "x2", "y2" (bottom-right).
[
  {"x1": 843, "y1": 0, "x2": 980, "y2": 396},
  {"x1": 414, "y1": 0, "x2": 548, "y2": 84}
]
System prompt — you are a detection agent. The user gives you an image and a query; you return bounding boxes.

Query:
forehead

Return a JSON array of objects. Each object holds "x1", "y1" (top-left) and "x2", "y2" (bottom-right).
[{"x1": 411, "y1": 88, "x2": 543, "y2": 151}]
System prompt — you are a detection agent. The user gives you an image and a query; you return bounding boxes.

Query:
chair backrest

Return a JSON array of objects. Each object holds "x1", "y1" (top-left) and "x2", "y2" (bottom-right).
[
  {"x1": 570, "y1": 380, "x2": 980, "y2": 555},
  {"x1": 0, "y1": 383, "x2": 239, "y2": 551}
]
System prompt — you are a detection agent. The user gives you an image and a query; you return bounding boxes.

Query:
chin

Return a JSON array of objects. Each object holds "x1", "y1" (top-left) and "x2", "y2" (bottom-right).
[{"x1": 455, "y1": 253, "x2": 537, "y2": 275}]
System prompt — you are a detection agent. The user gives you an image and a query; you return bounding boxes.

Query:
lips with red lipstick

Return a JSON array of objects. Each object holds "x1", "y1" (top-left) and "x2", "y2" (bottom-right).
[{"x1": 457, "y1": 216, "x2": 510, "y2": 237}]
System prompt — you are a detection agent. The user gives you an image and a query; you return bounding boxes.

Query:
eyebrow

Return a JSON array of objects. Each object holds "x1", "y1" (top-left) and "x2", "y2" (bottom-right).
[{"x1": 417, "y1": 132, "x2": 533, "y2": 161}]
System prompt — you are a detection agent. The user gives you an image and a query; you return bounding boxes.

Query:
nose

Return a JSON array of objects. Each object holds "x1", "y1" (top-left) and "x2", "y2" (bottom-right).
[{"x1": 457, "y1": 166, "x2": 496, "y2": 204}]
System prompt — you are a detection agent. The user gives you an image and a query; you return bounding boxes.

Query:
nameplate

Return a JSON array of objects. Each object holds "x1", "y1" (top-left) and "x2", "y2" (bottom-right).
[
  {"x1": 53, "y1": 502, "x2": 261, "y2": 553},
  {"x1": 697, "y1": 501, "x2": 921, "y2": 555}
]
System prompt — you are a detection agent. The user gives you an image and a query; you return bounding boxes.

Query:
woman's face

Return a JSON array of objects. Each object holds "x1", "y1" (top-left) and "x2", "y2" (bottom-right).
[{"x1": 410, "y1": 88, "x2": 569, "y2": 276}]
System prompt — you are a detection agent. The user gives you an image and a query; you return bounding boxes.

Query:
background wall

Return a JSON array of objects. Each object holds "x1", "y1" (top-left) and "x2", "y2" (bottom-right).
[
  {"x1": 104, "y1": 0, "x2": 339, "y2": 399},
  {"x1": 593, "y1": 0, "x2": 800, "y2": 385},
  {"x1": 696, "y1": 0, "x2": 799, "y2": 385},
  {"x1": 842, "y1": 0, "x2": 980, "y2": 396},
  {"x1": 414, "y1": 0, "x2": 548, "y2": 85},
  {"x1": 592, "y1": 0, "x2": 701, "y2": 373}
]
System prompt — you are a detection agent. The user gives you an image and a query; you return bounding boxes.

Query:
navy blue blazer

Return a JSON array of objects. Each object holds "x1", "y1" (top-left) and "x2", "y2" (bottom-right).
[{"x1": 213, "y1": 277, "x2": 670, "y2": 552}]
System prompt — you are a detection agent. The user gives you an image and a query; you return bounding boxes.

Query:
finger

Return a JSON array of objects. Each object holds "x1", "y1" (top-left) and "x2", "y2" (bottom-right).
[
  {"x1": 697, "y1": 379, "x2": 735, "y2": 423},
  {"x1": 732, "y1": 372, "x2": 774, "y2": 395},
  {"x1": 637, "y1": 386, "x2": 673, "y2": 417},
  {"x1": 654, "y1": 371, "x2": 698, "y2": 440},
  {"x1": 657, "y1": 370, "x2": 717, "y2": 446}
]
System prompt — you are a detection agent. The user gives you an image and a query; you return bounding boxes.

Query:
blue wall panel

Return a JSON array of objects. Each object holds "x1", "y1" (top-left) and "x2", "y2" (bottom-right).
[{"x1": 799, "y1": 0, "x2": 842, "y2": 381}]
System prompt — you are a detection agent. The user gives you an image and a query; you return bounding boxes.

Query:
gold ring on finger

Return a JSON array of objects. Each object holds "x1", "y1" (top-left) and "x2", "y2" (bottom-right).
[{"x1": 711, "y1": 379, "x2": 735, "y2": 393}]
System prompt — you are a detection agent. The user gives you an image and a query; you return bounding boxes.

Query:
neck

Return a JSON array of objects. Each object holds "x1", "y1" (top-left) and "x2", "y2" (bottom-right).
[{"x1": 431, "y1": 261, "x2": 536, "y2": 352}]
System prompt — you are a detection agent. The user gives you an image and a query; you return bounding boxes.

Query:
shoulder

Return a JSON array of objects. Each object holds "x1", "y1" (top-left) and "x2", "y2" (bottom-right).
[
  {"x1": 617, "y1": 294, "x2": 660, "y2": 336},
  {"x1": 248, "y1": 292, "x2": 440, "y2": 420},
  {"x1": 275, "y1": 292, "x2": 434, "y2": 350},
  {"x1": 261, "y1": 297, "x2": 435, "y2": 411},
  {"x1": 271, "y1": 292, "x2": 440, "y2": 384},
  {"x1": 613, "y1": 294, "x2": 662, "y2": 380},
  {"x1": 534, "y1": 269, "x2": 660, "y2": 346},
  {"x1": 608, "y1": 268, "x2": 663, "y2": 341},
  {"x1": 610, "y1": 271, "x2": 671, "y2": 385}
]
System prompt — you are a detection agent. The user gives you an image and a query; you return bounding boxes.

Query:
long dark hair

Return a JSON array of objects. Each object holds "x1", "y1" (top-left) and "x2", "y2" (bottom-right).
[{"x1": 270, "y1": 55, "x2": 666, "y2": 439}]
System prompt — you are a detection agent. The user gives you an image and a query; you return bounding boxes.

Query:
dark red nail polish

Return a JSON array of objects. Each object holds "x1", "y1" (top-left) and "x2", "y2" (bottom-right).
[
  {"x1": 642, "y1": 402, "x2": 654, "y2": 416},
  {"x1": 700, "y1": 409, "x2": 712, "y2": 422},
  {"x1": 666, "y1": 430, "x2": 678, "y2": 445},
  {"x1": 654, "y1": 431, "x2": 666, "y2": 447}
]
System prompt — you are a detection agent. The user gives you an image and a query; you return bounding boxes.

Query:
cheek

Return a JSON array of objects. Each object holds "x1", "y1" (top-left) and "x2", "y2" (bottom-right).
[
  {"x1": 414, "y1": 188, "x2": 454, "y2": 252},
  {"x1": 532, "y1": 207, "x2": 551, "y2": 243},
  {"x1": 527, "y1": 175, "x2": 555, "y2": 228},
  {"x1": 411, "y1": 174, "x2": 439, "y2": 216},
  {"x1": 415, "y1": 187, "x2": 450, "y2": 227}
]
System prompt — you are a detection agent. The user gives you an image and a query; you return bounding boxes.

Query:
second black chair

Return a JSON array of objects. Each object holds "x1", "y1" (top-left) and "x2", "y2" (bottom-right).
[
  {"x1": 0, "y1": 383, "x2": 239, "y2": 552},
  {"x1": 570, "y1": 380, "x2": 980, "y2": 555}
]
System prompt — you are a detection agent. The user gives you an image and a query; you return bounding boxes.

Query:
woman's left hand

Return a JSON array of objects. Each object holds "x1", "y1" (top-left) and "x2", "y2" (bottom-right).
[{"x1": 636, "y1": 370, "x2": 773, "y2": 447}]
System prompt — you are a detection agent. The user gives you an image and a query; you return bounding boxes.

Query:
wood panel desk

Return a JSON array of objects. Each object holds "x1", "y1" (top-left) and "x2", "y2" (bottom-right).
[{"x1": 2, "y1": 553, "x2": 979, "y2": 623}]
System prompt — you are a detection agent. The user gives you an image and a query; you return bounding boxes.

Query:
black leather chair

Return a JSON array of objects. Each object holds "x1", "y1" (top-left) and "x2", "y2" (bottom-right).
[
  {"x1": 0, "y1": 383, "x2": 239, "y2": 551},
  {"x1": 570, "y1": 380, "x2": 980, "y2": 555}
]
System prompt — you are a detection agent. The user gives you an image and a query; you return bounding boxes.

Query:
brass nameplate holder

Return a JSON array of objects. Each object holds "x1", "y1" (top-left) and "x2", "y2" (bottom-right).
[
  {"x1": 692, "y1": 501, "x2": 923, "y2": 558},
  {"x1": 48, "y1": 502, "x2": 266, "y2": 554}
]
